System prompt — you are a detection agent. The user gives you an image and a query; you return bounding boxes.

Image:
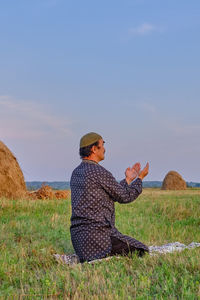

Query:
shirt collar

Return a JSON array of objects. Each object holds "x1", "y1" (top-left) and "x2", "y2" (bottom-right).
[{"x1": 82, "y1": 159, "x2": 98, "y2": 165}]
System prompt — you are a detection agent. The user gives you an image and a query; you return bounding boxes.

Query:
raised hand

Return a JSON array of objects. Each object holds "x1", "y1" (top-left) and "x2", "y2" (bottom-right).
[
  {"x1": 138, "y1": 162, "x2": 149, "y2": 180},
  {"x1": 125, "y1": 162, "x2": 141, "y2": 184},
  {"x1": 133, "y1": 162, "x2": 141, "y2": 175}
]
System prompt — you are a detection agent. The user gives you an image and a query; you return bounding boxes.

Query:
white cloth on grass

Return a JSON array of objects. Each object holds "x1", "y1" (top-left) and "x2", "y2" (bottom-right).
[{"x1": 53, "y1": 242, "x2": 200, "y2": 264}]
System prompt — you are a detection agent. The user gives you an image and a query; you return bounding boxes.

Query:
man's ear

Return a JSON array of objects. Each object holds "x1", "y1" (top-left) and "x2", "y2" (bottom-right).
[{"x1": 91, "y1": 145, "x2": 96, "y2": 154}]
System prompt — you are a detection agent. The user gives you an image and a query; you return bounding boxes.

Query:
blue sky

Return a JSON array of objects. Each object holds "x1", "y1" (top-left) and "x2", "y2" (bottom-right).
[{"x1": 0, "y1": 0, "x2": 200, "y2": 181}]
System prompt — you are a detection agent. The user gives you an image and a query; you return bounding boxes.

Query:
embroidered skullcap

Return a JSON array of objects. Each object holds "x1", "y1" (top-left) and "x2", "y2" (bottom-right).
[{"x1": 80, "y1": 132, "x2": 102, "y2": 148}]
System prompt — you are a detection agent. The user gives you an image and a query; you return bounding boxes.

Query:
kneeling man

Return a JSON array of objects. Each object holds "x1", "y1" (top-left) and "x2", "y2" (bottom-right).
[{"x1": 70, "y1": 132, "x2": 149, "y2": 263}]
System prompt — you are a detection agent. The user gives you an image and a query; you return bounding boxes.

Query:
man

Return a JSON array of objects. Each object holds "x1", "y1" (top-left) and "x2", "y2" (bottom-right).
[{"x1": 70, "y1": 132, "x2": 149, "y2": 263}]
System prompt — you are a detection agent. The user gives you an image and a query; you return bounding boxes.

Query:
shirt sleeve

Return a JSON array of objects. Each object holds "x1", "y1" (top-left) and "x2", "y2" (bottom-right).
[
  {"x1": 119, "y1": 179, "x2": 128, "y2": 188},
  {"x1": 97, "y1": 167, "x2": 142, "y2": 204}
]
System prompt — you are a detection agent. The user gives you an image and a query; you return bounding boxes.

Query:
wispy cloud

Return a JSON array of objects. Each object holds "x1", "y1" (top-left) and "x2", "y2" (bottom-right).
[
  {"x1": 134, "y1": 100, "x2": 200, "y2": 137},
  {"x1": 0, "y1": 95, "x2": 72, "y2": 139},
  {"x1": 137, "y1": 101, "x2": 157, "y2": 113},
  {"x1": 129, "y1": 23, "x2": 162, "y2": 36},
  {"x1": 167, "y1": 123, "x2": 200, "y2": 137}
]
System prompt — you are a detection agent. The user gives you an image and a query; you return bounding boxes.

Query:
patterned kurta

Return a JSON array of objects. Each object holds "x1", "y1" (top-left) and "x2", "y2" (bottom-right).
[{"x1": 70, "y1": 159, "x2": 149, "y2": 262}]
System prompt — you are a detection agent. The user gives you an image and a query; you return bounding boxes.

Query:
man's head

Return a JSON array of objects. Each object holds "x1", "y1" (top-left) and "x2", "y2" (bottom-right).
[{"x1": 79, "y1": 132, "x2": 105, "y2": 163}]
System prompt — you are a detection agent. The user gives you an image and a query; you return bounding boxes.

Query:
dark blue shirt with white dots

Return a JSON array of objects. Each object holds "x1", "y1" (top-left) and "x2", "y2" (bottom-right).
[{"x1": 70, "y1": 159, "x2": 148, "y2": 262}]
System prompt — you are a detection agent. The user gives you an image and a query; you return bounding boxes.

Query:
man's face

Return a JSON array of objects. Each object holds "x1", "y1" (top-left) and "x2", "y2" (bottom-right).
[{"x1": 94, "y1": 139, "x2": 105, "y2": 162}]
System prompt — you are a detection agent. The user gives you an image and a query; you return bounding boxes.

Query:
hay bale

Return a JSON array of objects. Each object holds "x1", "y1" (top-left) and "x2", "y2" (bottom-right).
[
  {"x1": 162, "y1": 171, "x2": 187, "y2": 190},
  {"x1": 55, "y1": 190, "x2": 70, "y2": 199},
  {"x1": 28, "y1": 186, "x2": 70, "y2": 200},
  {"x1": 26, "y1": 191, "x2": 37, "y2": 200},
  {"x1": 35, "y1": 184, "x2": 54, "y2": 199},
  {"x1": 0, "y1": 141, "x2": 26, "y2": 199}
]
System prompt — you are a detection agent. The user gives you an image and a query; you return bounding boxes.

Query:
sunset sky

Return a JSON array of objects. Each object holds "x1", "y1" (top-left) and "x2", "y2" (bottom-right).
[{"x1": 0, "y1": 0, "x2": 200, "y2": 182}]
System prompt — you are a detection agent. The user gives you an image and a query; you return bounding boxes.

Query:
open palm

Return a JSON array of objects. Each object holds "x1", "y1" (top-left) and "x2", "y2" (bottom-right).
[
  {"x1": 125, "y1": 162, "x2": 141, "y2": 182},
  {"x1": 138, "y1": 162, "x2": 149, "y2": 180}
]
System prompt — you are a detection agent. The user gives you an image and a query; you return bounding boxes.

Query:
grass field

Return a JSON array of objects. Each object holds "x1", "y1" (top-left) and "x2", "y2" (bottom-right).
[{"x1": 0, "y1": 189, "x2": 200, "y2": 299}]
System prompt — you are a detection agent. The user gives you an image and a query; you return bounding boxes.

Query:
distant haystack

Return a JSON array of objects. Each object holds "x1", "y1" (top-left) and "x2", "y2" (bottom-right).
[
  {"x1": 28, "y1": 185, "x2": 70, "y2": 200},
  {"x1": 0, "y1": 141, "x2": 26, "y2": 198},
  {"x1": 162, "y1": 171, "x2": 187, "y2": 190},
  {"x1": 35, "y1": 184, "x2": 54, "y2": 200},
  {"x1": 55, "y1": 190, "x2": 70, "y2": 199}
]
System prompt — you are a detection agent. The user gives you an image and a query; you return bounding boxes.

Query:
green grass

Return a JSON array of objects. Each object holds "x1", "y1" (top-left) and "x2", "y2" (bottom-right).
[{"x1": 0, "y1": 189, "x2": 200, "y2": 299}]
